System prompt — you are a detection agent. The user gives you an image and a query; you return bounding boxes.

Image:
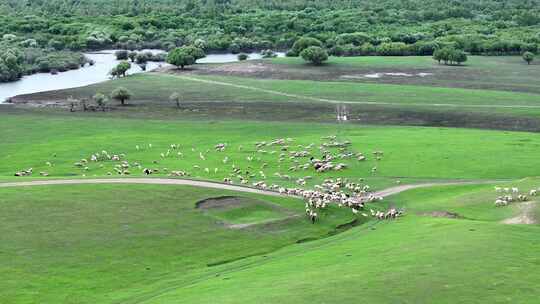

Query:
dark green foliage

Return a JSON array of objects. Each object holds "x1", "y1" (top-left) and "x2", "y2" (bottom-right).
[
  {"x1": 0, "y1": 49, "x2": 24, "y2": 82},
  {"x1": 115, "y1": 50, "x2": 129, "y2": 60},
  {"x1": 523, "y1": 51, "x2": 534, "y2": 65},
  {"x1": 111, "y1": 86, "x2": 132, "y2": 105},
  {"x1": 261, "y1": 49, "x2": 277, "y2": 58},
  {"x1": 110, "y1": 61, "x2": 131, "y2": 78},
  {"x1": 300, "y1": 46, "x2": 328, "y2": 65},
  {"x1": 167, "y1": 46, "x2": 205, "y2": 69},
  {"x1": 433, "y1": 47, "x2": 468, "y2": 65},
  {"x1": 184, "y1": 46, "x2": 206, "y2": 60},
  {"x1": 128, "y1": 51, "x2": 137, "y2": 62},
  {"x1": 93, "y1": 93, "x2": 108, "y2": 111},
  {"x1": 167, "y1": 47, "x2": 195, "y2": 69},
  {"x1": 0, "y1": 0, "x2": 538, "y2": 82},
  {"x1": 237, "y1": 53, "x2": 248, "y2": 61},
  {"x1": 290, "y1": 37, "x2": 323, "y2": 56}
]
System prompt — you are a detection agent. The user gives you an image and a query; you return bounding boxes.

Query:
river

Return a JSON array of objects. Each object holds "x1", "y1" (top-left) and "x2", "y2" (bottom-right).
[{"x1": 0, "y1": 50, "x2": 284, "y2": 103}]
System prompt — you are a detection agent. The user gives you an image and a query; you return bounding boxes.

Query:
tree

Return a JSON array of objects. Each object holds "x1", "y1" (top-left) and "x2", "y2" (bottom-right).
[
  {"x1": 290, "y1": 37, "x2": 323, "y2": 56},
  {"x1": 115, "y1": 50, "x2": 128, "y2": 60},
  {"x1": 169, "y1": 92, "x2": 181, "y2": 109},
  {"x1": 261, "y1": 49, "x2": 277, "y2": 58},
  {"x1": 300, "y1": 46, "x2": 328, "y2": 65},
  {"x1": 93, "y1": 93, "x2": 108, "y2": 111},
  {"x1": 449, "y1": 49, "x2": 467, "y2": 65},
  {"x1": 183, "y1": 46, "x2": 206, "y2": 61},
  {"x1": 237, "y1": 53, "x2": 248, "y2": 61},
  {"x1": 135, "y1": 52, "x2": 149, "y2": 64},
  {"x1": 433, "y1": 48, "x2": 447, "y2": 64},
  {"x1": 523, "y1": 51, "x2": 534, "y2": 65},
  {"x1": 111, "y1": 87, "x2": 132, "y2": 106},
  {"x1": 128, "y1": 51, "x2": 137, "y2": 62},
  {"x1": 166, "y1": 47, "x2": 195, "y2": 69},
  {"x1": 110, "y1": 61, "x2": 131, "y2": 78},
  {"x1": 433, "y1": 47, "x2": 467, "y2": 65}
]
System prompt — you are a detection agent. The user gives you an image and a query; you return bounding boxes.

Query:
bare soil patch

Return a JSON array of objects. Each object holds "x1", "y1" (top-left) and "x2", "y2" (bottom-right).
[
  {"x1": 502, "y1": 201, "x2": 538, "y2": 225},
  {"x1": 195, "y1": 196, "x2": 269, "y2": 210},
  {"x1": 420, "y1": 211, "x2": 463, "y2": 219}
]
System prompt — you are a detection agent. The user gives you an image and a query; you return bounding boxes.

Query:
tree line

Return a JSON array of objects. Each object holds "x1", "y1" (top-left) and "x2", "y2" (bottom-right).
[{"x1": 1, "y1": 0, "x2": 539, "y2": 81}]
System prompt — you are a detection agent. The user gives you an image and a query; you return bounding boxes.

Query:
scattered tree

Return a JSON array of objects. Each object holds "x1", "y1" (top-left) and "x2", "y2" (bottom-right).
[
  {"x1": 128, "y1": 51, "x2": 137, "y2": 62},
  {"x1": 167, "y1": 47, "x2": 195, "y2": 69},
  {"x1": 169, "y1": 92, "x2": 181, "y2": 109},
  {"x1": 300, "y1": 46, "x2": 328, "y2": 65},
  {"x1": 111, "y1": 87, "x2": 132, "y2": 106},
  {"x1": 93, "y1": 93, "x2": 108, "y2": 111},
  {"x1": 237, "y1": 53, "x2": 248, "y2": 61},
  {"x1": 523, "y1": 51, "x2": 534, "y2": 65},
  {"x1": 433, "y1": 47, "x2": 467, "y2": 65},
  {"x1": 110, "y1": 61, "x2": 131, "y2": 78},
  {"x1": 115, "y1": 50, "x2": 128, "y2": 60},
  {"x1": 290, "y1": 37, "x2": 323, "y2": 56},
  {"x1": 135, "y1": 52, "x2": 149, "y2": 64},
  {"x1": 261, "y1": 49, "x2": 277, "y2": 58},
  {"x1": 184, "y1": 46, "x2": 206, "y2": 61}
]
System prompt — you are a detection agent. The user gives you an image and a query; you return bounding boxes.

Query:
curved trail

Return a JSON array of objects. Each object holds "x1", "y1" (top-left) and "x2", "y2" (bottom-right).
[
  {"x1": 0, "y1": 178, "x2": 284, "y2": 197},
  {"x1": 0, "y1": 178, "x2": 490, "y2": 198},
  {"x1": 177, "y1": 75, "x2": 540, "y2": 109}
]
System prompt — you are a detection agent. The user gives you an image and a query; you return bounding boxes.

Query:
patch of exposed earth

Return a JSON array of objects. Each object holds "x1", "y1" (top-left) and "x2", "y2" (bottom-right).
[{"x1": 502, "y1": 201, "x2": 538, "y2": 225}]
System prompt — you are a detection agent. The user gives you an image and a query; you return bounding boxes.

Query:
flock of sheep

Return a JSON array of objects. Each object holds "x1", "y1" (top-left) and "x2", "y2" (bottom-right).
[
  {"x1": 494, "y1": 186, "x2": 538, "y2": 207},
  {"x1": 14, "y1": 135, "x2": 402, "y2": 223}
]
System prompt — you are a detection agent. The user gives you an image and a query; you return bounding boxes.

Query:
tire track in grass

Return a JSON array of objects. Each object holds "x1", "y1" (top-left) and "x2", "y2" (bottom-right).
[{"x1": 176, "y1": 75, "x2": 540, "y2": 109}]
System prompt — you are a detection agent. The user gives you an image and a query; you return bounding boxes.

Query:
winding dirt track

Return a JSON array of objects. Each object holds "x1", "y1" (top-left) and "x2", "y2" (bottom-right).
[{"x1": 0, "y1": 178, "x2": 488, "y2": 198}]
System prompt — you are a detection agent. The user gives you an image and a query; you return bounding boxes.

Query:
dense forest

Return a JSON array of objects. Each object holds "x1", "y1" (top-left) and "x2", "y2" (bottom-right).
[{"x1": 1, "y1": 0, "x2": 540, "y2": 81}]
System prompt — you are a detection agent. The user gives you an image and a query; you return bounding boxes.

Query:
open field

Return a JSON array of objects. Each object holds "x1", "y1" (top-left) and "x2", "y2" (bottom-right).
[
  {"x1": 3, "y1": 54, "x2": 540, "y2": 303},
  {"x1": 2, "y1": 112, "x2": 540, "y2": 189},
  {"x1": 10, "y1": 64, "x2": 540, "y2": 131},
  {"x1": 14, "y1": 72, "x2": 540, "y2": 110},
  {"x1": 188, "y1": 56, "x2": 540, "y2": 94},
  {"x1": 1, "y1": 178, "x2": 539, "y2": 303},
  {"x1": 0, "y1": 184, "x2": 357, "y2": 303},
  {"x1": 269, "y1": 56, "x2": 540, "y2": 94}
]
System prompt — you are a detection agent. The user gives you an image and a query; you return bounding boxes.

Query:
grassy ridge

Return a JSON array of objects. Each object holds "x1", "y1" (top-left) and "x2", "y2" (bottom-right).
[
  {"x1": 0, "y1": 184, "x2": 357, "y2": 303},
  {"x1": 3, "y1": 181, "x2": 537, "y2": 303},
  {"x1": 147, "y1": 215, "x2": 540, "y2": 304},
  {"x1": 138, "y1": 179, "x2": 540, "y2": 304}
]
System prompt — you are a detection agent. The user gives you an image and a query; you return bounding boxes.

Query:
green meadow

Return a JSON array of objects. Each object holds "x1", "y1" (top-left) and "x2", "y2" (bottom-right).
[{"x1": 2, "y1": 54, "x2": 540, "y2": 303}]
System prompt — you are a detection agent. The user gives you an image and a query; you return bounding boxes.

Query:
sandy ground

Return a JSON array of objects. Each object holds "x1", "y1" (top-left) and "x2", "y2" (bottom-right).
[{"x1": 502, "y1": 201, "x2": 538, "y2": 225}]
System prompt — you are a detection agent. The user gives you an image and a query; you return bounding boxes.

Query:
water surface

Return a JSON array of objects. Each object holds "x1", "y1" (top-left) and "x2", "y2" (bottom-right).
[{"x1": 0, "y1": 51, "x2": 284, "y2": 103}]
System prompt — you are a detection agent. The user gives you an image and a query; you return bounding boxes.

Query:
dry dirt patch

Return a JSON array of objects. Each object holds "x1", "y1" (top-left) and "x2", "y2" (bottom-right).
[
  {"x1": 502, "y1": 201, "x2": 538, "y2": 225},
  {"x1": 195, "y1": 196, "x2": 266, "y2": 210},
  {"x1": 420, "y1": 211, "x2": 463, "y2": 219}
]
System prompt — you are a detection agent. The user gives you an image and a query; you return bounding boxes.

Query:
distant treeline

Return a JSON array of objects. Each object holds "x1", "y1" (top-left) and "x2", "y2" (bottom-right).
[{"x1": 0, "y1": 0, "x2": 539, "y2": 81}]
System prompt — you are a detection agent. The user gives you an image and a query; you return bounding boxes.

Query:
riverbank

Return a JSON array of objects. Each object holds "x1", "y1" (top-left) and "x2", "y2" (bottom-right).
[{"x1": 0, "y1": 51, "x2": 285, "y2": 103}]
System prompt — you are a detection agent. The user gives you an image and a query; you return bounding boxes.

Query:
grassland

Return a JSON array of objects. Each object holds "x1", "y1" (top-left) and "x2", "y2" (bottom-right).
[
  {"x1": 18, "y1": 73, "x2": 540, "y2": 110},
  {"x1": 269, "y1": 56, "x2": 540, "y2": 94},
  {"x1": 3, "y1": 54, "x2": 540, "y2": 303},
  {"x1": 0, "y1": 184, "x2": 358, "y2": 303},
  {"x1": 1, "y1": 179, "x2": 538, "y2": 303},
  {"x1": 9, "y1": 55, "x2": 540, "y2": 132},
  {"x1": 2, "y1": 112, "x2": 540, "y2": 189}
]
